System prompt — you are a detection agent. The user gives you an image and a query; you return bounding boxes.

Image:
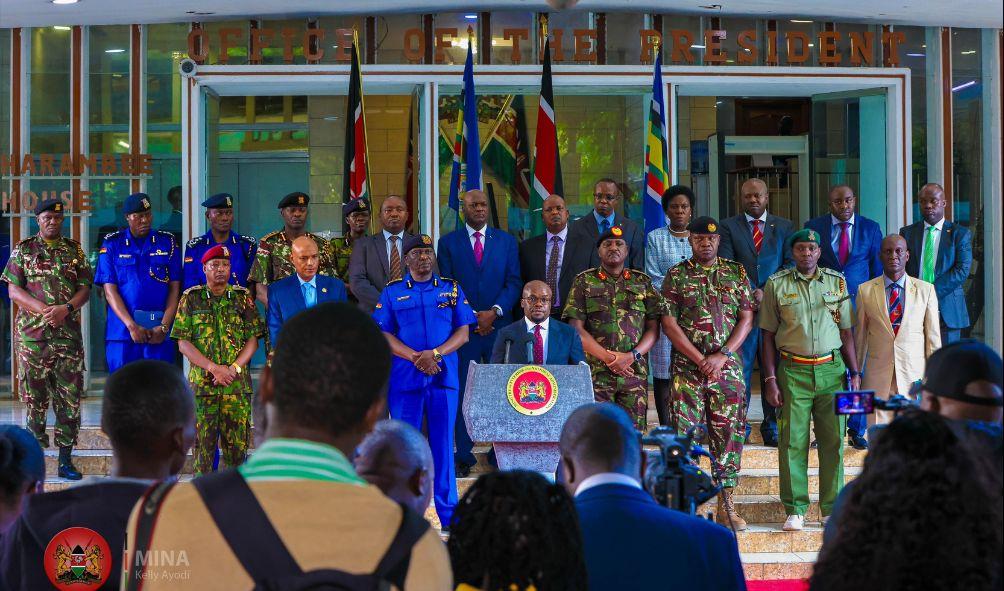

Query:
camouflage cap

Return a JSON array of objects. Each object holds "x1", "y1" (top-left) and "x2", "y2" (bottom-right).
[
  {"x1": 342, "y1": 198, "x2": 370, "y2": 218},
  {"x1": 402, "y1": 233, "x2": 435, "y2": 256},
  {"x1": 787, "y1": 228, "x2": 821, "y2": 249},
  {"x1": 201, "y1": 243, "x2": 231, "y2": 265},
  {"x1": 687, "y1": 216, "x2": 720, "y2": 235},
  {"x1": 34, "y1": 198, "x2": 65, "y2": 216},
  {"x1": 123, "y1": 192, "x2": 152, "y2": 215},
  {"x1": 201, "y1": 192, "x2": 234, "y2": 209},
  {"x1": 278, "y1": 191, "x2": 310, "y2": 209},
  {"x1": 596, "y1": 225, "x2": 626, "y2": 248}
]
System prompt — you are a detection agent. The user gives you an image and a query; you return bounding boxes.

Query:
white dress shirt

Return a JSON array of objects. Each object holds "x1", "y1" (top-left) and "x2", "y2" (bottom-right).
[
  {"x1": 382, "y1": 229, "x2": 405, "y2": 268},
  {"x1": 466, "y1": 224, "x2": 487, "y2": 251},
  {"x1": 744, "y1": 210, "x2": 768, "y2": 225},
  {"x1": 524, "y1": 316, "x2": 551, "y2": 363},
  {"x1": 574, "y1": 472, "x2": 643, "y2": 497},
  {"x1": 920, "y1": 217, "x2": 945, "y2": 268}
]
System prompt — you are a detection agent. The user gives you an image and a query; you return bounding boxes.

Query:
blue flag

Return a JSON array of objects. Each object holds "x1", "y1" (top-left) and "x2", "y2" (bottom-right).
[{"x1": 447, "y1": 40, "x2": 482, "y2": 227}]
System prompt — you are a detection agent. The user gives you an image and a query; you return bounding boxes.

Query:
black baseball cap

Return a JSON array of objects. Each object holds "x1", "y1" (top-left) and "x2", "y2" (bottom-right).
[{"x1": 910, "y1": 340, "x2": 1004, "y2": 407}]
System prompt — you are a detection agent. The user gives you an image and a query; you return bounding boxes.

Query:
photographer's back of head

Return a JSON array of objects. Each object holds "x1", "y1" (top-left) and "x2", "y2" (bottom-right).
[
  {"x1": 102, "y1": 359, "x2": 196, "y2": 479},
  {"x1": 354, "y1": 419, "x2": 433, "y2": 516},
  {"x1": 261, "y1": 302, "x2": 391, "y2": 453},
  {"x1": 559, "y1": 403, "x2": 641, "y2": 493},
  {"x1": 0, "y1": 425, "x2": 44, "y2": 533},
  {"x1": 918, "y1": 340, "x2": 1003, "y2": 424},
  {"x1": 810, "y1": 409, "x2": 1002, "y2": 591}
]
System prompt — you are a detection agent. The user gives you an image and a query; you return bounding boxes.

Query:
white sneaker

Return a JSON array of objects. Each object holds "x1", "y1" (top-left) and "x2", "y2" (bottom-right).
[{"x1": 782, "y1": 515, "x2": 805, "y2": 531}]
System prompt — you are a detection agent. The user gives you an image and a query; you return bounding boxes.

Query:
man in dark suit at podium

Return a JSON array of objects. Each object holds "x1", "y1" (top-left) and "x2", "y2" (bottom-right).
[
  {"x1": 490, "y1": 280, "x2": 585, "y2": 365},
  {"x1": 267, "y1": 236, "x2": 347, "y2": 343}
]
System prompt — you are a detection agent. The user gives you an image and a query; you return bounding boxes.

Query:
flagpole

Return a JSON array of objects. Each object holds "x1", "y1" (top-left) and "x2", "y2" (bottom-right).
[{"x1": 353, "y1": 28, "x2": 373, "y2": 207}]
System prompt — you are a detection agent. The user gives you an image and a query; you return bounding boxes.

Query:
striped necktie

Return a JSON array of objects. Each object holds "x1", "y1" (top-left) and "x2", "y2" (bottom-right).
[
  {"x1": 388, "y1": 235, "x2": 402, "y2": 281},
  {"x1": 888, "y1": 283, "x2": 903, "y2": 335},
  {"x1": 751, "y1": 220, "x2": 763, "y2": 254}
]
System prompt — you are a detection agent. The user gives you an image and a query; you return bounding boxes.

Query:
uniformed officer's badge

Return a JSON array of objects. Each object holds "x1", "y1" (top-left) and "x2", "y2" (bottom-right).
[
  {"x1": 222, "y1": 246, "x2": 229, "y2": 256},
  {"x1": 506, "y1": 366, "x2": 559, "y2": 416},
  {"x1": 623, "y1": 270, "x2": 631, "y2": 279},
  {"x1": 708, "y1": 223, "x2": 717, "y2": 232},
  {"x1": 808, "y1": 230, "x2": 818, "y2": 241},
  {"x1": 375, "y1": 302, "x2": 383, "y2": 309},
  {"x1": 397, "y1": 295, "x2": 411, "y2": 301},
  {"x1": 99, "y1": 247, "x2": 107, "y2": 254},
  {"x1": 140, "y1": 198, "x2": 150, "y2": 210},
  {"x1": 297, "y1": 196, "x2": 305, "y2": 205},
  {"x1": 422, "y1": 235, "x2": 432, "y2": 245},
  {"x1": 184, "y1": 257, "x2": 193, "y2": 263},
  {"x1": 437, "y1": 282, "x2": 459, "y2": 308},
  {"x1": 359, "y1": 201, "x2": 368, "y2": 210},
  {"x1": 611, "y1": 226, "x2": 623, "y2": 237},
  {"x1": 225, "y1": 196, "x2": 232, "y2": 207},
  {"x1": 784, "y1": 293, "x2": 797, "y2": 299},
  {"x1": 54, "y1": 203, "x2": 62, "y2": 212},
  {"x1": 321, "y1": 287, "x2": 327, "y2": 293},
  {"x1": 597, "y1": 270, "x2": 607, "y2": 280}
]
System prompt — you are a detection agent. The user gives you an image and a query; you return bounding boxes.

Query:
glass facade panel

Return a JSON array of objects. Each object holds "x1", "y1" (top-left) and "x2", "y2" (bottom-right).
[
  {"x1": 314, "y1": 17, "x2": 366, "y2": 64},
  {"x1": 710, "y1": 17, "x2": 761, "y2": 66},
  {"x1": 604, "y1": 12, "x2": 646, "y2": 65},
  {"x1": 86, "y1": 179, "x2": 131, "y2": 373},
  {"x1": 201, "y1": 20, "x2": 249, "y2": 65},
  {"x1": 488, "y1": 12, "x2": 532, "y2": 65},
  {"x1": 950, "y1": 28, "x2": 985, "y2": 339},
  {"x1": 657, "y1": 14, "x2": 703, "y2": 64},
  {"x1": 1, "y1": 29, "x2": 10, "y2": 380},
  {"x1": 29, "y1": 27, "x2": 72, "y2": 154},
  {"x1": 257, "y1": 18, "x2": 308, "y2": 65},
  {"x1": 373, "y1": 14, "x2": 422, "y2": 64},
  {"x1": 88, "y1": 25, "x2": 130, "y2": 154},
  {"x1": 893, "y1": 26, "x2": 928, "y2": 200},
  {"x1": 433, "y1": 13, "x2": 480, "y2": 65},
  {"x1": 541, "y1": 11, "x2": 593, "y2": 64},
  {"x1": 147, "y1": 23, "x2": 188, "y2": 240}
]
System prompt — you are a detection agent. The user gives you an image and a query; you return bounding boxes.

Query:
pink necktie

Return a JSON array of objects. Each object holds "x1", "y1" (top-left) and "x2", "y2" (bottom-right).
[
  {"x1": 533, "y1": 325, "x2": 544, "y2": 364},
  {"x1": 473, "y1": 231, "x2": 484, "y2": 266},
  {"x1": 838, "y1": 222, "x2": 850, "y2": 266}
]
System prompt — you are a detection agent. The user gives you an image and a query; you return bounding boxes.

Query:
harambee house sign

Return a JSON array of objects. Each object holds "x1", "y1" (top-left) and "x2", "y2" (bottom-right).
[{"x1": 187, "y1": 24, "x2": 907, "y2": 66}]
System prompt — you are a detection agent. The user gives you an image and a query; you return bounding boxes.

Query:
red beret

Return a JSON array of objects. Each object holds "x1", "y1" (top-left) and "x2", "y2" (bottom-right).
[{"x1": 201, "y1": 244, "x2": 231, "y2": 265}]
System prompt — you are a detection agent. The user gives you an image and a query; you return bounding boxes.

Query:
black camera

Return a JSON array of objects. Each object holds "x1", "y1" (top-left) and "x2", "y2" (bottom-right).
[
  {"x1": 641, "y1": 426, "x2": 720, "y2": 515},
  {"x1": 834, "y1": 390, "x2": 920, "y2": 415}
]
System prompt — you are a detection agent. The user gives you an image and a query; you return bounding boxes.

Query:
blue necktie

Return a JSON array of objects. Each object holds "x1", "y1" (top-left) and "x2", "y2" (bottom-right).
[
  {"x1": 302, "y1": 282, "x2": 316, "y2": 308},
  {"x1": 600, "y1": 218, "x2": 611, "y2": 235}
]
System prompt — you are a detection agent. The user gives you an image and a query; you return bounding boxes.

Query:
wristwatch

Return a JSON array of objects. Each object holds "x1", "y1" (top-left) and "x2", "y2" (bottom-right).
[
  {"x1": 631, "y1": 349, "x2": 643, "y2": 363},
  {"x1": 159, "y1": 324, "x2": 170, "y2": 334},
  {"x1": 64, "y1": 303, "x2": 74, "y2": 314},
  {"x1": 432, "y1": 348, "x2": 443, "y2": 362},
  {"x1": 720, "y1": 345, "x2": 733, "y2": 358},
  {"x1": 230, "y1": 363, "x2": 243, "y2": 374}
]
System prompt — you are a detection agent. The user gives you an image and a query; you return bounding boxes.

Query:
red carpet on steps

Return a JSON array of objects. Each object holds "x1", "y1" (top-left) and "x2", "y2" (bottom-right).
[{"x1": 747, "y1": 580, "x2": 809, "y2": 591}]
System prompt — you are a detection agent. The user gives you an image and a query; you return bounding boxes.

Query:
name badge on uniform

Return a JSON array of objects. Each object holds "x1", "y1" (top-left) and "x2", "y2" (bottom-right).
[
  {"x1": 396, "y1": 295, "x2": 411, "y2": 301},
  {"x1": 118, "y1": 254, "x2": 132, "y2": 258}
]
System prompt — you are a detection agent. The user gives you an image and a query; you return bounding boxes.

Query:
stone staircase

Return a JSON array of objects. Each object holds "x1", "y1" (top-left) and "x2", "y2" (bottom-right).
[{"x1": 36, "y1": 398, "x2": 863, "y2": 582}]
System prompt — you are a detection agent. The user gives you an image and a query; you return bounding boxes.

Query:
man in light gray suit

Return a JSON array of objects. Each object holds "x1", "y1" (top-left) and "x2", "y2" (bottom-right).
[
  {"x1": 717, "y1": 178, "x2": 794, "y2": 447},
  {"x1": 349, "y1": 195, "x2": 420, "y2": 312}
]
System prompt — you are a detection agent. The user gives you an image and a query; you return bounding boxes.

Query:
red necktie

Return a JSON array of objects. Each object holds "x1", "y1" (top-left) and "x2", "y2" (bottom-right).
[
  {"x1": 473, "y1": 231, "x2": 484, "y2": 266},
  {"x1": 888, "y1": 283, "x2": 903, "y2": 335},
  {"x1": 838, "y1": 222, "x2": 851, "y2": 266},
  {"x1": 533, "y1": 325, "x2": 544, "y2": 365},
  {"x1": 751, "y1": 220, "x2": 763, "y2": 254}
]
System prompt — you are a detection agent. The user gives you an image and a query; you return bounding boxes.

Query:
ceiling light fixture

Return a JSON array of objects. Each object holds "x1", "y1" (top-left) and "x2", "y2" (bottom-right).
[
  {"x1": 790, "y1": 19, "x2": 813, "y2": 23},
  {"x1": 52, "y1": 0, "x2": 79, "y2": 4},
  {"x1": 691, "y1": 44, "x2": 706, "y2": 49},
  {"x1": 464, "y1": 14, "x2": 478, "y2": 20},
  {"x1": 906, "y1": 53, "x2": 925, "y2": 57},
  {"x1": 951, "y1": 80, "x2": 976, "y2": 92},
  {"x1": 105, "y1": 48, "x2": 125, "y2": 53},
  {"x1": 52, "y1": 25, "x2": 71, "y2": 30},
  {"x1": 961, "y1": 50, "x2": 976, "y2": 55}
]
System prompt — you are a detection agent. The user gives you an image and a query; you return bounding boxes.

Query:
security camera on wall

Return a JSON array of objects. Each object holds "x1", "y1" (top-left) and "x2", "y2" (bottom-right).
[
  {"x1": 179, "y1": 58, "x2": 197, "y2": 77},
  {"x1": 546, "y1": 0, "x2": 580, "y2": 8}
]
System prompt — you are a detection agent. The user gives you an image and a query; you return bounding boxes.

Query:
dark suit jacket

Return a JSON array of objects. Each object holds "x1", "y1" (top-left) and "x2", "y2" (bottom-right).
[
  {"x1": 488, "y1": 317, "x2": 585, "y2": 364},
  {"x1": 348, "y1": 231, "x2": 422, "y2": 312},
  {"x1": 569, "y1": 211, "x2": 645, "y2": 271},
  {"x1": 518, "y1": 229, "x2": 593, "y2": 310},
  {"x1": 576, "y1": 483, "x2": 746, "y2": 591},
  {"x1": 900, "y1": 220, "x2": 972, "y2": 329},
  {"x1": 437, "y1": 226, "x2": 522, "y2": 327},
  {"x1": 267, "y1": 273, "x2": 347, "y2": 343},
  {"x1": 805, "y1": 214, "x2": 883, "y2": 299},
  {"x1": 718, "y1": 213, "x2": 794, "y2": 289}
]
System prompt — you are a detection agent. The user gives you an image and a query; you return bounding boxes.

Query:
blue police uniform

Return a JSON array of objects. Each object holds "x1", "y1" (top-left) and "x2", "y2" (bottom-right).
[
  {"x1": 94, "y1": 225, "x2": 183, "y2": 372},
  {"x1": 182, "y1": 231, "x2": 257, "y2": 290},
  {"x1": 372, "y1": 272, "x2": 476, "y2": 528}
]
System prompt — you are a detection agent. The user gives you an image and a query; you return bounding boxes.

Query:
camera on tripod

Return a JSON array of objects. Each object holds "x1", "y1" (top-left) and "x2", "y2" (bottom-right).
[
  {"x1": 833, "y1": 390, "x2": 920, "y2": 415},
  {"x1": 641, "y1": 426, "x2": 720, "y2": 515}
]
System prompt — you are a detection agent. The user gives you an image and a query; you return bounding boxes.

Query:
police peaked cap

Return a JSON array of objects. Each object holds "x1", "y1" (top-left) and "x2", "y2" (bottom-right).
[{"x1": 402, "y1": 234, "x2": 435, "y2": 256}]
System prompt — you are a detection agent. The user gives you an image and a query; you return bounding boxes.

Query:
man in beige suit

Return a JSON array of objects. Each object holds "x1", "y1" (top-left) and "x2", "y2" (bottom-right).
[{"x1": 856, "y1": 234, "x2": 941, "y2": 425}]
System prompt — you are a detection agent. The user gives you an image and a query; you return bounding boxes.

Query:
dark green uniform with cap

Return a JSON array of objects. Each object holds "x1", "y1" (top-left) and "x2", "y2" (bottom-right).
[
  {"x1": 327, "y1": 199, "x2": 370, "y2": 282},
  {"x1": 662, "y1": 216, "x2": 753, "y2": 490},
  {"x1": 760, "y1": 227, "x2": 854, "y2": 519},
  {"x1": 1, "y1": 198, "x2": 92, "y2": 478},
  {"x1": 563, "y1": 225, "x2": 668, "y2": 430},
  {"x1": 248, "y1": 191, "x2": 336, "y2": 285}
]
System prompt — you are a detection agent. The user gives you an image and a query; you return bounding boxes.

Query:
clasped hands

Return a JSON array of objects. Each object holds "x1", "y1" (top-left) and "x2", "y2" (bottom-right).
[
  {"x1": 126, "y1": 323, "x2": 168, "y2": 345},
  {"x1": 412, "y1": 349, "x2": 441, "y2": 376},
  {"x1": 41, "y1": 304, "x2": 70, "y2": 328}
]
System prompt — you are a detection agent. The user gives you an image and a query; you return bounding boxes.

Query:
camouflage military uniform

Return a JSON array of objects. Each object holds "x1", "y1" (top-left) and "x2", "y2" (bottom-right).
[
  {"x1": 248, "y1": 230, "x2": 335, "y2": 285},
  {"x1": 326, "y1": 235, "x2": 358, "y2": 282},
  {"x1": 663, "y1": 257, "x2": 753, "y2": 488},
  {"x1": 564, "y1": 268, "x2": 667, "y2": 430},
  {"x1": 171, "y1": 285, "x2": 265, "y2": 473},
  {"x1": 1, "y1": 236, "x2": 92, "y2": 448}
]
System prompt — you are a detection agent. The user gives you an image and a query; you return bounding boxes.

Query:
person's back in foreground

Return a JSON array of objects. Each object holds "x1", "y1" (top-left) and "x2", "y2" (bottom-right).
[
  {"x1": 811, "y1": 409, "x2": 1002, "y2": 591},
  {"x1": 560, "y1": 403, "x2": 747, "y2": 591},
  {"x1": 1, "y1": 360, "x2": 195, "y2": 591},
  {"x1": 121, "y1": 302, "x2": 452, "y2": 590},
  {"x1": 447, "y1": 470, "x2": 587, "y2": 591}
]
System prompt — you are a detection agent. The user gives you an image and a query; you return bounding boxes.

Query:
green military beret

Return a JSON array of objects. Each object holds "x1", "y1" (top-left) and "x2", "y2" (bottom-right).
[{"x1": 787, "y1": 228, "x2": 820, "y2": 249}]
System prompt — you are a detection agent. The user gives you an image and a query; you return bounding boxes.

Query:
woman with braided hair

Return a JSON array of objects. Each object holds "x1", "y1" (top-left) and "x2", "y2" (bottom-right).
[{"x1": 447, "y1": 470, "x2": 587, "y2": 591}]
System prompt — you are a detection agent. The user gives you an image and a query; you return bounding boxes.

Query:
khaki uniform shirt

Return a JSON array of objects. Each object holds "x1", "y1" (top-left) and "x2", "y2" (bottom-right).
[{"x1": 760, "y1": 266, "x2": 854, "y2": 356}]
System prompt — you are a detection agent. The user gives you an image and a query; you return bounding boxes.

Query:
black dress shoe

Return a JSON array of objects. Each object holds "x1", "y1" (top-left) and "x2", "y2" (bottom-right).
[
  {"x1": 58, "y1": 447, "x2": 83, "y2": 480},
  {"x1": 761, "y1": 432, "x2": 779, "y2": 448},
  {"x1": 849, "y1": 434, "x2": 869, "y2": 450},
  {"x1": 455, "y1": 459, "x2": 472, "y2": 478}
]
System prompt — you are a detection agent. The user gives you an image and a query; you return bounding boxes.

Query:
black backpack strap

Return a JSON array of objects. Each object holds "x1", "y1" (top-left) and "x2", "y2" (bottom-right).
[
  {"x1": 124, "y1": 480, "x2": 177, "y2": 591},
  {"x1": 192, "y1": 468, "x2": 303, "y2": 582},
  {"x1": 373, "y1": 503, "x2": 431, "y2": 589}
]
